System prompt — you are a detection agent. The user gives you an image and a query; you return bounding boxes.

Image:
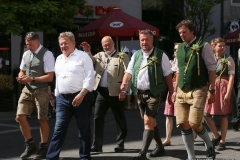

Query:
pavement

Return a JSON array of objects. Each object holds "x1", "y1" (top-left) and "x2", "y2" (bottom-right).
[{"x1": 0, "y1": 102, "x2": 240, "y2": 160}]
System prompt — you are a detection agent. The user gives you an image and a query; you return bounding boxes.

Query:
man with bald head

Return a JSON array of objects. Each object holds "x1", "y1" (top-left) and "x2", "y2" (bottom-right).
[{"x1": 81, "y1": 36, "x2": 129, "y2": 153}]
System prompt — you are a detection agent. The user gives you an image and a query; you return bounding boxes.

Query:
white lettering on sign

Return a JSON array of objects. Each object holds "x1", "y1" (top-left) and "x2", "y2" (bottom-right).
[
  {"x1": 78, "y1": 32, "x2": 95, "y2": 37},
  {"x1": 110, "y1": 22, "x2": 124, "y2": 28},
  {"x1": 138, "y1": 30, "x2": 157, "y2": 35},
  {"x1": 226, "y1": 38, "x2": 240, "y2": 43}
]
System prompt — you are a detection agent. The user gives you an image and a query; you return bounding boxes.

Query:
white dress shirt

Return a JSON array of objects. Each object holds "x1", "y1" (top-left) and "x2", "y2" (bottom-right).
[
  {"x1": 55, "y1": 48, "x2": 94, "y2": 96},
  {"x1": 20, "y1": 44, "x2": 55, "y2": 73},
  {"x1": 125, "y1": 48, "x2": 172, "y2": 90}
]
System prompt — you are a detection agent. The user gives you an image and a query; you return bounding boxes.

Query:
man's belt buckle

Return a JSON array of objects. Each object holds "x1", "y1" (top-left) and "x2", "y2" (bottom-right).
[{"x1": 138, "y1": 90, "x2": 149, "y2": 93}]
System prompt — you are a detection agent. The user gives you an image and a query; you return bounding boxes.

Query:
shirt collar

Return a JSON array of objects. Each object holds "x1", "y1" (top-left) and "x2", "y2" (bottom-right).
[
  {"x1": 142, "y1": 47, "x2": 154, "y2": 57},
  {"x1": 33, "y1": 44, "x2": 43, "y2": 54},
  {"x1": 59, "y1": 48, "x2": 77, "y2": 59},
  {"x1": 106, "y1": 49, "x2": 116, "y2": 57},
  {"x1": 185, "y1": 37, "x2": 197, "y2": 47}
]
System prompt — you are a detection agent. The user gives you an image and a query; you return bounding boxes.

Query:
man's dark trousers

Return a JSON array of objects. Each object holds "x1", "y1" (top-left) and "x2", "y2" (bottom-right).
[{"x1": 92, "y1": 86, "x2": 127, "y2": 149}]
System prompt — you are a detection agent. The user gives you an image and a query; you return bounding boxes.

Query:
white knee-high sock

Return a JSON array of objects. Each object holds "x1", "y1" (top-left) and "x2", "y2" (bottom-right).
[{"x1": 181, "y1": 128, "x2": 195, "y2": 159}]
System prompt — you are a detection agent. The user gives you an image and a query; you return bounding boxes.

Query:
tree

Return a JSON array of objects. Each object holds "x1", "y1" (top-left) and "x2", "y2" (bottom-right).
[
  {"x1": 0, "y1": 0, "x2": 89, "y2": 60},
  {"x1": 165, "y1": 0, "x2": 225, "y2": 40}
]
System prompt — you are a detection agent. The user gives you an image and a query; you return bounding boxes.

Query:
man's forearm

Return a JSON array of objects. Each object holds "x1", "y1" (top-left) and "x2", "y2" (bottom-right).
[
  {"x1": 174, "y1": 73, "x2": 179, "y2": 91},
  {"x1": 208, "y1": 71, "x2": 216, "y2": 89},
  {"x1": 121, "y1": 73, "x2": 132, "y2": 91},
  {"x1": 165, "y1": 74, "x2": 174, "y2": 92}
]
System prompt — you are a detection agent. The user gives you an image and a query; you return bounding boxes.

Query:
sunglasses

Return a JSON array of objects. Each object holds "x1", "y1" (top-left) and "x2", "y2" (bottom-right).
[{"x1": 26, "y1": 32, "x2": 36, "y2": 37}]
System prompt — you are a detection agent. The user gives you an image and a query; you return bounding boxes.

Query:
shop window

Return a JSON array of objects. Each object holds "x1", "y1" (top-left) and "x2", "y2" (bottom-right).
[
  {"x1": 0, "y1": 33, "x2": 11, "y2": 74},
  {"x1": 231, "y1": 0, "x2": 240, "y2": 6}
]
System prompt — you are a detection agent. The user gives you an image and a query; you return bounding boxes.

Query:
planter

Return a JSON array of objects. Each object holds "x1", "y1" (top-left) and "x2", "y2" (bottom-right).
[{"x1": 0, "y1": 91, "x2": 14, "y2": 111}]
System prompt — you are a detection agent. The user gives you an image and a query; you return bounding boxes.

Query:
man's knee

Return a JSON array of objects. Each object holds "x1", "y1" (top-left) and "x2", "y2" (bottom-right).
[
  {"x1": 144, "y1": 115, "x2": 155, "y2": 129},
  {"x1": 181, "y1": 121, "x2": 191, "y2": 130},
  {"x1": 189, "y1": 122, "x2": 202, "y2": 132},
  {"x1": 15, "y1": 115, "x2": 27, "y2": 123}
]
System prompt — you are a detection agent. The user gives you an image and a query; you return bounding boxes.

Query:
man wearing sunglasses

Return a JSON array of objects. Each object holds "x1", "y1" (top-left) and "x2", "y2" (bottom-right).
[{"x1": 15, "y1": 32, "x2": 55, "y2": 159}]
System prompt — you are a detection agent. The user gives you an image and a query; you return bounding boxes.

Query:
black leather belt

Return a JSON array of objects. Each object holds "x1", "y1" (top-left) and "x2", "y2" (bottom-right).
[
  {"x1": 138, "y1": 89, "x2": 150, "y2": 93},
  {"x1": 61, "y1": 91, "x2": 80, "y2": 98},
  {"x1": 98, "y1": 86, "x2": 108, "y2": 90}
]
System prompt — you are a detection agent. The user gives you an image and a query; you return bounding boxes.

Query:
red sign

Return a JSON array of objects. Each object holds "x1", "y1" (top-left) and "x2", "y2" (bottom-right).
[{"x1": 77, "y1": 5, "x2": 122, "y2": 16}]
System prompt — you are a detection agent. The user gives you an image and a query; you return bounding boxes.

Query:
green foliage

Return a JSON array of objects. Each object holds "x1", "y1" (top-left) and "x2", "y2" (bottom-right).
[
  {"x1": 0, "y1": 74, "x2": 14, "y2": 91},
  {"x1": 0, "y1": 0, "x2": 87, "y2": 36},
  {"x1": 84, "y1": 6, "x2": 94, "y2": 19},
  {"x1": 142, "y1": 0, "x2": 163, "y2": 10},
  {"x1": 182, "y1": 0, "x2": 225, "y2": 39}
]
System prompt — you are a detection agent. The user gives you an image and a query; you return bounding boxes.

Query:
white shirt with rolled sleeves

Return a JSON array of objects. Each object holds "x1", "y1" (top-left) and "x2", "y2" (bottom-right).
[
  {"x1": 54, "y1": 48, "x2": 94, "y2": 96},
  {"x1": 20, "y1": 44, "x2": 55, "y2": 73},
  {"x1": 125, "y1": 47, "x2": 172, "y2": 90}
]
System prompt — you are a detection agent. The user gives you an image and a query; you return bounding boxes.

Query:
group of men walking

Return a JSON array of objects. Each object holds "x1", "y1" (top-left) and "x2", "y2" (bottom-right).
[{"x1": 15, "y1": 19, "x2": 220, "y2": 160}]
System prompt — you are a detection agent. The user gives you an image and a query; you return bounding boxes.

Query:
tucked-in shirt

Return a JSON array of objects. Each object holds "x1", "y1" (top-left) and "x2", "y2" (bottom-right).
[
  {"x1": 125, "y1": 47, "x2": 172, "y2": 90},
  {"x1": 20, "y1": 44, "x2": 55, "y2": 73},
  {"x1": 176, "y1": 37, "x2": 216, "y2": 73},
  {"x1": 99, "y1": 50, "x2": 116, "y2": 87},
  {"x1": 55, "y1": 48, "x2": 94, "y2": 96}
]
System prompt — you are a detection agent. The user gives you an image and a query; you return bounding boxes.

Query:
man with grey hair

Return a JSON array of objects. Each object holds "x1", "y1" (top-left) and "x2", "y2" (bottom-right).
[
  {"x1": 47, "y1": 32, "x2": 95, "y2": 160},
  {"x1": 81, "y1": 36, "x2": 129, "y2": 153},
  {"x1": 121, "y1": 29, "x2": 173, "y2": 160},
  {"x1": 16, "y1": 32, "x2": 55, "y2": 159}
]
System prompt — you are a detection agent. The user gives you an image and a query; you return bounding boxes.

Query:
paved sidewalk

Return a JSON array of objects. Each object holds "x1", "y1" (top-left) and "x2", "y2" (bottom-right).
[{"x1": 0, "y1": 102, "x2": 240, "y2": 160}]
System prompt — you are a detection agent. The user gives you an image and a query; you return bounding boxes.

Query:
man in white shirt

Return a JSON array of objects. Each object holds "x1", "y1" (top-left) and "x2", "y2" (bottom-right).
[
  {"x1": 46, "y1": 32, "x2": 94, "y2": 160},
  {"x1": 15, "y1": 32, "x2": 55, "y2": 159},
  {"x1": 121, "y1": 29, "x2": 174, "y2": 160}
]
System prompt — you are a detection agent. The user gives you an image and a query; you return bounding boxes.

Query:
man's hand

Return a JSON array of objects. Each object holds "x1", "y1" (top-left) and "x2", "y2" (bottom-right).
[
  {"x1": 72, "y1": 94, "x2": 84, "y2": 107},
  {"x1": 120, "y1": 83, "x2": 127, "y2": 91},
  {"x1": 16, "y1": 75, "x2": 31, "y2": 84},
  {"x1": 119, "y1": 91, "x2": 126, "y2": 101},
  {"x1": 207, "y1": 92, "x2": 215, "y2": 104},
  {"x1": 167, "y1": 93, "x2": 173, "y2": 105},
  {"x1": 80, "y1": 41, "x2": 91, "y2": 52},
  {"x1": 171, "y1": 92, "x2": 177, "y2": 103}
]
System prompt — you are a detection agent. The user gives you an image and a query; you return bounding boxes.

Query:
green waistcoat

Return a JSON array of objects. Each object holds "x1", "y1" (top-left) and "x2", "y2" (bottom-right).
[
  {"x1": 132, "y1": 48, "x2": 166, "y2": 96},
  {"x1": 24, "y1": 47, "x2": 48, "y2": 89},
  {"x1": 177, "y1": 41, "x2": 208, "y2": 89}
]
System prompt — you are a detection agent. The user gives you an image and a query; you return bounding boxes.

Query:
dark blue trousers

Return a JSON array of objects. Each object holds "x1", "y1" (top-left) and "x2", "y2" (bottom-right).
[{"x1": 47, "y1": 92, "x2": 93, "y2": 160}]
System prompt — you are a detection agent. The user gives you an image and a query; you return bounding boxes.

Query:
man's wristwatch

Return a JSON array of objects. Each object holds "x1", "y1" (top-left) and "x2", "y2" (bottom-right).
[
  {"x1": 32, "y1": 77, "x2": 35, "y2": 82},
  {"x1": 80, "y1": 91, "x2": 86, "y2": 96},
  {"x1": 169, "y1": 91, "x2": 174, "y2": 94},
  {"x1": 208, "y1": 89, "x2": 215, "y2": 94}
]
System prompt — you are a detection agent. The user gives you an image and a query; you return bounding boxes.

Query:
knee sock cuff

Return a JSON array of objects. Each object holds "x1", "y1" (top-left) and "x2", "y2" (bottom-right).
[
  {"x1": 196, "y1": 126, "x2": 206, "y2": 135},
  {"x1": 181, "y1": 128, "x2": 192, "y2": 135}
]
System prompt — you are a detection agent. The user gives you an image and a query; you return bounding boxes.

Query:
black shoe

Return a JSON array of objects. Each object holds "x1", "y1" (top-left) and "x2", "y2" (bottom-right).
[
  {"x1": 90, "y1": 146, "x2": 103, "y2": 152},
  {"x1": 232, "y1": 121, "x2": 239, "y2": 131},
  {"x1": 133, "y1": 151, "x2": 148, "y2": 160},
  {"x1": 216, "y1": 142, "x2": 226, "y2": 151},
  {"x1": 114, "y1": 145, "x2": 124, "y2": 152},
  {"x1": 33, "y1": 143, "x2": 48, "y2": 160},
  {"x1": 206, "y1": 146, "x2": 215, "y2": 159},
  {"x1": 148, "y1": 144, "x2": 165, "y2": 157},
  {"x1": 211, "y1": 135, "x2": 221, "y2": 146},
  {"x1": 20, "y1": 141, "x2": 37, "y2": 159}
]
